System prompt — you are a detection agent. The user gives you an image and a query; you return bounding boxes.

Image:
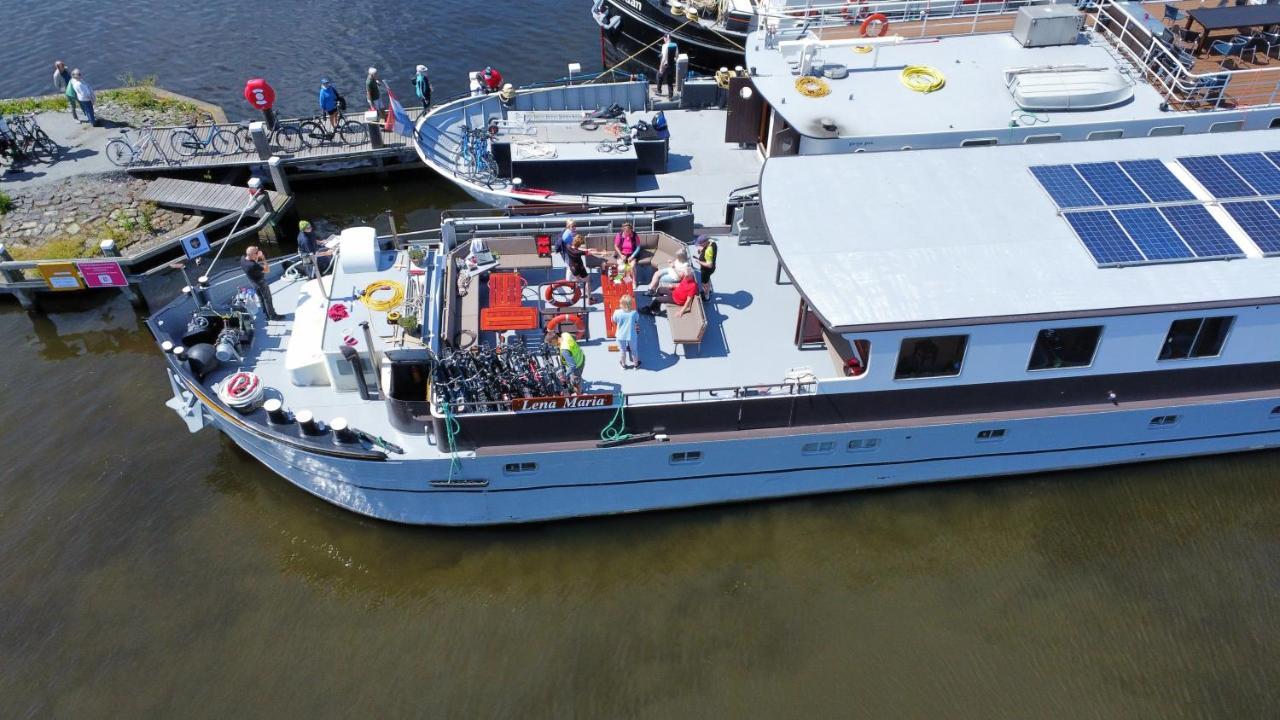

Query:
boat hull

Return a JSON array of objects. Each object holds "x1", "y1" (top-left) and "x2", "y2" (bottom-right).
[
  {"x1": 597, "y1": 0, "x2": 747, "y2": 73},
  {"x1": 197, "y1": 389, "x2": 1280, "y2": 526}
]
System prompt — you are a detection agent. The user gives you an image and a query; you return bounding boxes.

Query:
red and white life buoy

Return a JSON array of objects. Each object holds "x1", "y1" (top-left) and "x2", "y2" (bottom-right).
[
  {"x1": 543, "y1": 280, "x2": 582, "y2": 308},
  {"x1": 545, "y1": 313, "x2": 586, "y2": 338},
  {"x1": 860, "y1": 12, "x2": 889, "y2": 37}
]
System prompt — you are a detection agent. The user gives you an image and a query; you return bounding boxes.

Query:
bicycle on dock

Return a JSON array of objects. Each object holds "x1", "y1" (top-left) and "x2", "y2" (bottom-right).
[
  {"x1": 7, "y1": 114, "x2": 58, "y2": 159},
  {"x1": 298, "y1": 113, "x2": 365, "y2": 148},
  {"x1": 228, "y1": 119, "x2": 306, "y2": 155},
  {"x1": 105, "y1": 124, "x2": 172, "y2": 167},
  {"x1": 169, "y1": 111, "x2": 238, "y2": 158}
]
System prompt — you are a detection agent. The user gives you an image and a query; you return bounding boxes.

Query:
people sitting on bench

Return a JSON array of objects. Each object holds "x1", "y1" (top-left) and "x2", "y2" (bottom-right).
[
  {"x1": 614, "y1": 222, "x2": 641, "y2": 263},
  {"x1": 645, "y1": 247, "x2": 691, "y2": 292},
  {"x1": 642, "y1": 273, "x2": 698, "y2": 317}
]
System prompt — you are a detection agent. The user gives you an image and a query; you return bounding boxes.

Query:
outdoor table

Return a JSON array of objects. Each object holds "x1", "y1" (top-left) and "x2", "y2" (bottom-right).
[{"x1": 1186, "y1": 4, "x2": 1280, "y2": 54}]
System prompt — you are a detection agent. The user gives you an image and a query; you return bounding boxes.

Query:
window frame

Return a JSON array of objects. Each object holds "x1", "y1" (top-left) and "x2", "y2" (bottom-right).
[
  {"x1": 1025, "y1": 325, "x2": 1106, "y2": 373},
  {"x1": 893, "y1": 334, "x2": 970, "y2": 381},
  {"x1": 1156, "y1": 316, "x2": 1235, "y2": 362}
]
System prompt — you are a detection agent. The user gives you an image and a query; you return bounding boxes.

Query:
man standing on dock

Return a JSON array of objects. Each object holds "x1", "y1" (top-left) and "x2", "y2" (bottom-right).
[
  {"x1": 69, "y1": 69, "x2": 96, "y2": 126},
  {"x1": 53, "y1": 61, "x2": 78, "y2": 120},
  {"x1": 241, "y1": 246, "x2": 283, "y2": 321},
  {"x1": 366, "y1": 67, "x2": 386, "y2": 120},
  {"x1": 413, "y1": 65, "x2": 432, "y2": 111}
]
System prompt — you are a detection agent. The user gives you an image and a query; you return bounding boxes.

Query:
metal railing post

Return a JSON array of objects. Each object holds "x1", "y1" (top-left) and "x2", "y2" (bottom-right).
[{"x1": 0, "y1": 243, "x2": 36, "y2": 311}]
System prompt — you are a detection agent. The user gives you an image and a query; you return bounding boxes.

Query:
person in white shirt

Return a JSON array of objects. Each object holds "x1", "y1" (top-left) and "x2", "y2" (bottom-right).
[{"x1": 70, "y1": 69, "x2": 96, "y2": 126}]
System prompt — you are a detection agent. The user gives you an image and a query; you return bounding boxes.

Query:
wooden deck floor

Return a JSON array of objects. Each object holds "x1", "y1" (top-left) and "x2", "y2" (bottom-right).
[{"x1": 141, "y1": 178, "x2": 289, "y2": 216}]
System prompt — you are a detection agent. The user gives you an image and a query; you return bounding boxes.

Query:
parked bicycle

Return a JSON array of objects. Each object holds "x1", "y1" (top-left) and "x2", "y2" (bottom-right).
[
  {"x1": 7, "y1": 113, "x2": 58, "y2": 159},
  {"x1": 227, "y1": 119, "x2": 306, "y2": 155},
  {"x1": 298, "y1": 113, "x2": 365, "y2": 147},
  {"x1": 105, "y1": 124, "x2": 172, "y2": 167},
  {"x1": 458, "y1": 126, "x2": 501, "y2": 187},
  {"x1": 170, "y1": 111, "x2": 238, "y2": 157}
]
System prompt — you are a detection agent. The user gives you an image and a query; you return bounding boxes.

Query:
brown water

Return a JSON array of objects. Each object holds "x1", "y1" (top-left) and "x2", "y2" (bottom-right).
[{"x1": 2, "y1": 175, "x2": 1280, "y2": 717}]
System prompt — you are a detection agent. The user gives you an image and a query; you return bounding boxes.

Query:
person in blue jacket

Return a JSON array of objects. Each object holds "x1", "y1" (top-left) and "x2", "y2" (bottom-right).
[
  {"x1": 318, "y1": 78, "x2": 339, "y2": 128},
  {"x1": 413, "y1": 65, "x2": 432, "y2": 111}
]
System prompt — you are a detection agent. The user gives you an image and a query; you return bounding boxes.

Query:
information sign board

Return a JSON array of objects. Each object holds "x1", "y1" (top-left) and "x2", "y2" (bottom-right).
[{"x1": 75, "y1": 260, "x2": 128, "y2": 288}]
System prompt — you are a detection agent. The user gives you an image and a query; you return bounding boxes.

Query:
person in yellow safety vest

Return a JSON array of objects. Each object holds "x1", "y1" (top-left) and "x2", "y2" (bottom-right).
[{"x1": 546, "y1": 331, "x2": 585, "y2": 394}]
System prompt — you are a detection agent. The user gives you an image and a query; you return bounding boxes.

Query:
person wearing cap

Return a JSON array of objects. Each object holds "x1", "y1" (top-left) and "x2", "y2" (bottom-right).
[
  {"x1": 296, "y1": 220, "x2": 332, "y2": 279},
  {"x1": 413, "y1": 65, "x2": 432, "y2": 111},
  {"x1": 366, "y1": 67, "x2": 386, "y2": 119},
  {"x1": 318, "y1": 78, "x2": 339, "y2": 128},
  {"x1": 481, "y1": 66, "x2": 503, "y2": 94},
  {"x1": 498, "y1": 83, "x2": 516, "y2": 108}
]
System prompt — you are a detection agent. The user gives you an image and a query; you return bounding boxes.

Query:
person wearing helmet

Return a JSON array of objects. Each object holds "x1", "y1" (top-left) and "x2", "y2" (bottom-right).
[
  {"x1": 413, "y1": 65, "x2": 432, "y2": 111},
  {"x1": 318, "y1": 78, "x2": 340, "y2": 128},
  {"x1": 481, "y1": 66, "x2": 503, "y2": 94}
]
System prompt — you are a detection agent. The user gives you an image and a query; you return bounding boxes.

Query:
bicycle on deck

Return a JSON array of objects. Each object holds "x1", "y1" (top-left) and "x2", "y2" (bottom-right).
[
  {"x1": 106, "y1": 124, "x2": 172, "y2": 167},
  {"x1": 298, "y1": 113, "x2": 365, "y2": 147},
  {"x1": 169, "y1": 111, "x2": 238, "y2": 157}
]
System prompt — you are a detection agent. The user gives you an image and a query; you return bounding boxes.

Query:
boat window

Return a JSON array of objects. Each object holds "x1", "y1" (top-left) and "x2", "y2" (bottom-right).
[
  {"x1": 801, "y1": 441, "x2": 835, "y2": 455},
  {"x1": 1271, "y1": 405, "x2": 1280, "y2": 416},
  {"x1": 894, "y1": 335, "x2": 968, "y2": 379},
  {"x1": 670, "y1": 451, "x2": 703, "y2": 465},
  {"x1": 1158, "y1": 316, "x2": 1233, "y2": 361},
  {"x1": 1027, "y1": 326, "x2": 1103, "y2": 371},
  {"x1": 504, "y1": 462, "x2": 537, "y2": 475},
  {"x1": 1209, "y1": 120, "x2": 1244, "y2": 133},
  {"x1": 847, "y1": 438, "x2": 880, "y2": 452},
  {"x1": 1148, "y1": 415, "x2": 1180, "y2": 427},
  {"x1": 976, "y1": 428, "x2": 1007, "y2": 441},
  {"x1": 1270, "y1": 117, "x2": 1280, "y2": 129},
  {"x1": 1147, "y1": 125, "x2": 1184, "y2": 137},
  {"x1": 1087, "y1": 129, "x2": 1124, "y2": 140},
  {"x1": 1024, "y1": 134, "x2": 1061, "y2": 144},
  {"x1": 960, "y1": 138, "x2": 997, "y2": 147}
]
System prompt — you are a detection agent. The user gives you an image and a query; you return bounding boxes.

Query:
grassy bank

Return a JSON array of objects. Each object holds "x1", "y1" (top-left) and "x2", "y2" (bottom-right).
[{"x1": 0, "y1": 74, "x2": 198, "y2": 121}]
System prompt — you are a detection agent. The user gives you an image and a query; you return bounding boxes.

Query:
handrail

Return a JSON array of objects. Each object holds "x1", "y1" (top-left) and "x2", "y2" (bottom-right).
[
  {"x1": 757, "y1": 0, "x2": 1040, "y2": 34},
  {"x1": 436, "y1": 379, "x2": 816, "y2": 416}
]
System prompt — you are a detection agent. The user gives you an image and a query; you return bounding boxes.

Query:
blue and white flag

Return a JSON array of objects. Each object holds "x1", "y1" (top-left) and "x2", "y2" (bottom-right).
[{"x1": 384, "y1": 87, "x2": 415, "y2": 137}]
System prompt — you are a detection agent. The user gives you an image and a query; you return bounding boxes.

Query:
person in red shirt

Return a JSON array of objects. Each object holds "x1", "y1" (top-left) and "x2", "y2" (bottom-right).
[
  {"x1": 482, "y1": 66, "x2": 503, "y2": 93},
  {"x1": 644, "y1": 273, "x2": 697, "y2": 316}
]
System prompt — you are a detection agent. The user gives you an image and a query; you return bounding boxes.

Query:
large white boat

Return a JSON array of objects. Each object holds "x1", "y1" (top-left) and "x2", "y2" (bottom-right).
[{"x1": 152, "y1": 0, "x2": 1280, "y2": 524}]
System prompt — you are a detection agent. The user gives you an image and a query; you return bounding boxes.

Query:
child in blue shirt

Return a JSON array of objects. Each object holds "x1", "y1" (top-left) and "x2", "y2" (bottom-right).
[{"x1": 612, "y1": 294, "x2": 640, "y2": 369}]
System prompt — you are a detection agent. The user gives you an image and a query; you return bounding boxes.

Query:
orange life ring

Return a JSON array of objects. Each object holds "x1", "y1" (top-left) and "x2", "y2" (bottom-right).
[
  {"x1": 860, "y1": 12, "x2": 889, "y2": 37},
  {"x1": 545, "y1": 313, "x2": 586, "y2": 338},
  {"x1": 543, "y1": 280, "x2": 582, "y2": 308}
]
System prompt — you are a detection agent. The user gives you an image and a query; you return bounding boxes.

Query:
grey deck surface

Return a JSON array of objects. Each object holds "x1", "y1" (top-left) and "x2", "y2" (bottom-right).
[
  {"x1": 746, "y1": 29, "x2": 1167, "y2": 139},
  {"x1": 141, "y1": 177, "x2": 287, "y2": 215},
  {"x1": 761, "y1": 131, "x2": 1280, "y2": 330}
]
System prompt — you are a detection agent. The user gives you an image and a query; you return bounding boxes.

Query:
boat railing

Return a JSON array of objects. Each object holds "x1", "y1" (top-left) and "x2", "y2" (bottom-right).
[
  {"x1": 759, "y1": 0, "x2": 1041, "y2": 38},
  {"x1": 434, "y1": 379, "x2": 817, "y2": 417},
  {"x1": 1086, "y1": 0, "x2": 1280, "y2": 110}
]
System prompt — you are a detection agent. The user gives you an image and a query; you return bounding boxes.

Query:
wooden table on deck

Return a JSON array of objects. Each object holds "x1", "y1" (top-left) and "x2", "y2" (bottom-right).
[{"x1": 1186, "y1": 5, "x2": 1280, "y2": 54}]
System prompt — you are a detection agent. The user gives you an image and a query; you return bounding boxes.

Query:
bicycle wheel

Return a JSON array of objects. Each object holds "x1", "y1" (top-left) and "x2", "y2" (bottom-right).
[
  {"x1": 31, "y1": 128, "x2": 57, "y2": 154},
  {"x1": 337, "y1": 120, "x2": 366, "y2": 146},
  {"x1": 232, "y1": 126, "x2": 254, "y2": 153},
  {"x1": 105, "y1": 139, "x2": 134, "y2": 167},
  {"x1": 273, "y1": 125, "x2": 304, "y2": 153},
  {"x1": 297, "y1": 120, "x2": 327, "y2": 147},
  {"x1": 170, "y1": 129, "x2": 200, "y2": 158},
  {"x1": 210, "y1": 129, "x2": 240, "y2": 155}
]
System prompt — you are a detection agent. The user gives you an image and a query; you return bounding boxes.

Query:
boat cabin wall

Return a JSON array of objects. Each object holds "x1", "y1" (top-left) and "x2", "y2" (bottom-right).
[
  {"x1": 794, "y1": 109, "x2": 1280, "y2": 155},
  {"x1": 817, "y1": 303, "x2": 1280, "y2": 394}
]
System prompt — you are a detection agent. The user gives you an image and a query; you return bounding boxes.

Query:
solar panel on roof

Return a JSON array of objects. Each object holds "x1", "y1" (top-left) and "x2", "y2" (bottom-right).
[
  {"x1": 1179, "y1": 155, "x2": 1256, "y2": 198},
  {"x1": 1264, "y1": 151, "x2": 1280, "y2": 172},
  {"x1": 1112, "y1": 208, "x2": 1193, "y2": 261},
  {"x1": 1222, "y1": 153, "x2": 1280, "y2": 195},
  {"x1": 1064, "y1": 211, "x2": 1144, "y2": 266},
  {"x1": 1030, "y1": 165, "x2": 1101, "y2": 209},
  {"x1": 1118, "y1": 160, "x2": 1195, "y2": 202},
  {"x1": 1073, "y1": 162, "x2": 1148, "y2": 205},
  {"x1": 1159, "y1": 205, "x2": 1244, "y2": 259},
  {"x1": 1222, "y1": 201, "x2": 1280, "y2": 254}
]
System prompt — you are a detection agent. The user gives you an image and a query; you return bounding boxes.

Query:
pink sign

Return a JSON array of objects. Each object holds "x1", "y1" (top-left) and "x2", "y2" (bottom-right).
[{"x1": 75, "y1": 261, "x2": 128, "y2": 288}]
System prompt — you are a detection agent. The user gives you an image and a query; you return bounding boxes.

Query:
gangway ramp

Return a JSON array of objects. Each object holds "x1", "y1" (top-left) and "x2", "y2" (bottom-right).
[{"x1": 141, "y1": 178, "x2": 288, "y2": 216}]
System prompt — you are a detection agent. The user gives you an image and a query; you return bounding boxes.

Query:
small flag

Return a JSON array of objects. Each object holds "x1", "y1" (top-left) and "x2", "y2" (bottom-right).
[{"x1": 384, "y1": 87, "x2": 414, "y2": 137}]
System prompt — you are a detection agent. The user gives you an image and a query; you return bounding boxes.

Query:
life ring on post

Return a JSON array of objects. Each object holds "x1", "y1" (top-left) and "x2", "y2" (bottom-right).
[
  {"x1": 543, "y1": 279, "x2": 582, "y2": 308},
  {"x1": 545, "y1": 313, "x2": 586, "y2": 339},
  {"x1": 860, "y1": 12, "x2": 889, "y2": 37}
]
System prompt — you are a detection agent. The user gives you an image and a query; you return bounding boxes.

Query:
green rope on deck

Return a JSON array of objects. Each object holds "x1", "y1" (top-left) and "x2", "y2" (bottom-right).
[
  {"x1": 600, "y1": 394, "x2": 632, "y2": 444},
  {"x1": 444, "y1": 401, "x2": 462, "y2": 481}
]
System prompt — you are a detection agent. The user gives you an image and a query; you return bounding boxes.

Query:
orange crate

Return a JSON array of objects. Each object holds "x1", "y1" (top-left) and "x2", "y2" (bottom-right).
[
  {"x1": 487, "y1": 272, "x2": 526, "y2": 307},
  {"x1": 480, "y1": 305, "x2": 540, "y2": 332}
]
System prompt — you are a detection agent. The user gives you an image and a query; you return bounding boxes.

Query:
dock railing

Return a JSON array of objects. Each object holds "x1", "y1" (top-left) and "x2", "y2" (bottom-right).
[
  {"x1": 1086, "y1": 0, "x2": 1280, "y2": 110},
  {"x1": 759, "y1": 0, "x2": 1040, "y2": 38}
]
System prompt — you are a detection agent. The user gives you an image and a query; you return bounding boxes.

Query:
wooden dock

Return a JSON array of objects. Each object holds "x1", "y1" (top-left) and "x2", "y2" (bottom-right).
[
  {"x1": 125, "y1": 108, "x2": 427, "y2": 173},
  {"x1": 141, "y1": 178, "x2": 288, "y2": 216}
]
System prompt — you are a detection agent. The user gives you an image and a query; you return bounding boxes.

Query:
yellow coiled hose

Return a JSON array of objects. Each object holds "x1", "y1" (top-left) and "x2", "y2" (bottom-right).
[
  {"x1": 794, "y1": 76, "x2": 831, "y2": 98},
  {"x1": 901, "y1": 65, "x2": 946, "y2": 93},
  {"x1": 361, "y1": 280, "x2": 405, "y2": 312}
]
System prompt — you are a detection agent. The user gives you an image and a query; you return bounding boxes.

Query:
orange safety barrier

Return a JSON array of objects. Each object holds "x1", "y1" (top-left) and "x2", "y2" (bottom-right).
[{"x1": 480, "y1": 305, "x2": 540, "y2": 332}]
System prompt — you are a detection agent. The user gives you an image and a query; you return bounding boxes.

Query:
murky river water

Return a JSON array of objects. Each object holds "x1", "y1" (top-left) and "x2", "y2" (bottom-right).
[{"x1": 3, "y1": 2, "x2": 1280, "y2": 718}]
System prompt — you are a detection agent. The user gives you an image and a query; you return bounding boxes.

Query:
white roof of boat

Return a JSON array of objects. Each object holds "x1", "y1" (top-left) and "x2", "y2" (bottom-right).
[
  {"x1": 760, "y1": 131, "x2": 1280, "y2": 330},
  {"x1": 745, "y1": 29, "x2": 1168, "y2": 139}
]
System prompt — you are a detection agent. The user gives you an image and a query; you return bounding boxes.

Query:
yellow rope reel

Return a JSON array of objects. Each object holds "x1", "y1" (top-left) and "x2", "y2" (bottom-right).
[
  {"x1": 901, "y1": 65, "x2": 946, "y2": 93},
  {"x1": 361, "y1": 280, "x2": 405, "y2": 312},
  {"x1": 852, "y1": 45, "x2": 873, "y2": 54},
  {"x1": 795, "y1": 76, "x2": 831, "y2": 98}
]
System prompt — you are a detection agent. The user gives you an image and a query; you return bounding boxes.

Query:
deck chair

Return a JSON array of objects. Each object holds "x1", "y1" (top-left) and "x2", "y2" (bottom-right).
[{"x1": 1162, "y1": 4, "x2": 1183, "y2": 25}]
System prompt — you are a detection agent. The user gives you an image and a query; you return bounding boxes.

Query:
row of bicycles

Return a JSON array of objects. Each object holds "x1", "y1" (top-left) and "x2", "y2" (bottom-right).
[
  {"x1": 106, "y1": 111, "x2": 371, "y2": 167},
  {"x1": 457, "y1": 125, "x2": 503, "y2": 189},
  {"x1": 0, "y1": 113, "x2": 58, "y2": 168},
  {"x1": 432, "y1": 339, "x2": 575, "y2": 414}
]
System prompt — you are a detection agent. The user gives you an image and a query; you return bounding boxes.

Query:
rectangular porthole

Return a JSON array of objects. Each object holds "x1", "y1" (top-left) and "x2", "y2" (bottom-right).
[
  {"x1": 801, "y1": 441, "x2": 835, "y2": 455},
  {"x1": 1024, "y1": 134, "x2": 1061, "y2": 144},
  {"x1": 1088, "y1": 129, "x2": 1124, "y2": 141},
  {"x1": 1149, "y1": 415, "x2": 1180, "y2": 427},
  {"x1": 976, "y1": 429, "x2": 1007, "y2": 441},
  {"x1": 670, "y1": 451, "x2": 703, "y2": 465},
  {"x1": 961, "y1": 138, "x2": 997, "y2": 147},
  {"x1": 503, "y1": 462, "x2": 537, "y2": 475},
  {"x1": 1209, "y1": 120, "x2": 1244, "y2": 133},
  {"x1": 1147, "y1": 125, "x2": 1185, "y2": 137},
  {"x1": 847, "y1": 438, "x2": 881, "y2": 452}
]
